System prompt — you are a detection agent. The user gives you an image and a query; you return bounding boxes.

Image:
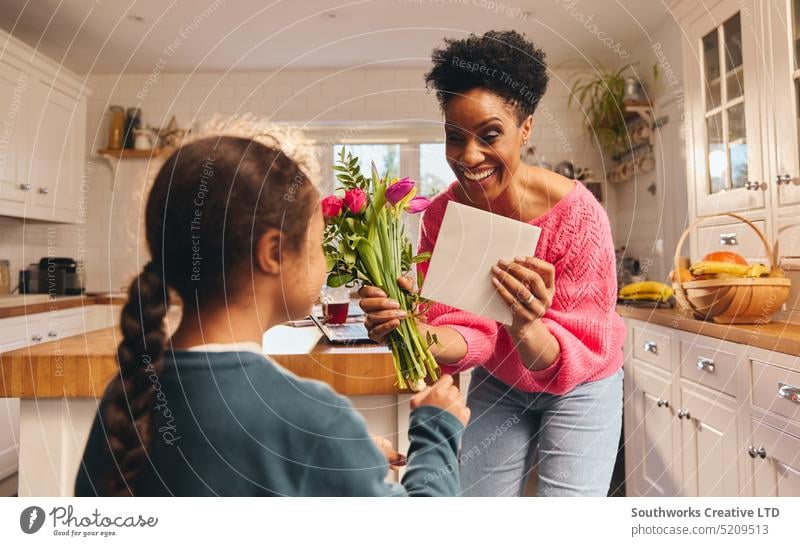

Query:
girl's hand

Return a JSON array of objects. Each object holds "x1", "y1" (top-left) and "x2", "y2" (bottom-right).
[
  {"x1": 491, "y1": 256, "x2": 555, "y2": 334},
  {"x1": 372, "y1": 435, "x2": 406, "y2": 469},
  {"x1": 358, "y1": 276, "x2": 414, "y2": 343},
  {"x1": 410, "y1": 374, "x2": 470, "y2": 427}
]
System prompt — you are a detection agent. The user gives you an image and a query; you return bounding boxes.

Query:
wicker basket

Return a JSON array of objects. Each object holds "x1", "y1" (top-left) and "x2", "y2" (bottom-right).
[{"x1": 673, "y1": 213, "x2": 791, "y2": 324}]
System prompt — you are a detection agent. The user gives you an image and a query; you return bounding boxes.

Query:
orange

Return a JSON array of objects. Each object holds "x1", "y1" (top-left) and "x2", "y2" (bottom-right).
[
  {"x1": 701, "y1": 251, "x2": 748, "y2": 266},
  {"x1": 670, "y1": 267, "x2": 693, "y2": 283}
]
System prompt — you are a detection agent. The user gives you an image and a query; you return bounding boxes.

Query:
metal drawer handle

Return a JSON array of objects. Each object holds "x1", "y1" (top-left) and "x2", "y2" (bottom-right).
[
  {"x1": 677, "y1": 409, "x2": 691, "y2": 420},
  {"x1": 47, "y1": 331, "x2": 57, "y2": 338},
  {"x1": 776, "y1": 174, "x2": 792, "y2": 186},
  {"x1": 696, "y1": 357, "x2": 716, "y2": 373},
  {"x1": 643, "y1": 340, "x2": 658, "y2": 355},
  {"x1": 38, "y1": 186, "x2": 49, "y2": 194},
  {"x1": 777, "y1": 382, "x2": 800, "y2": 404},
  {"x1": 31, "y1": 334, "x2": 42, "y2": 342},
  {"x1": 748, "y1": 445, "x2": 767, "y2": 459},
  {"x1": 719, "y1": 233, "x2": 738, "y2": 246},
  {"x1": 656, "y1": 398, "x2": 670, "y2": 408},
  {"x1": 744, "y1": 180, "x2": 766, "y2": 191},
  {"x1": 19, "y1": 183, "x2": 31, "y2": 191}
]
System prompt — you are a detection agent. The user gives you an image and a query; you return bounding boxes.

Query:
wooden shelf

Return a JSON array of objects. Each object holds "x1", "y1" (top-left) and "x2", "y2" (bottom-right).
[{"x1": 96, "y1": 148, "x2": 172, "y2": 159}]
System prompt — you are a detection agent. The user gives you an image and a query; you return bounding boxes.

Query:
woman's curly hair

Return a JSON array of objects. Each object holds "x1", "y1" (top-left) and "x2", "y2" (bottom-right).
[{"x1": 424, "y1": 30, "x2": 549, "y2": 122}]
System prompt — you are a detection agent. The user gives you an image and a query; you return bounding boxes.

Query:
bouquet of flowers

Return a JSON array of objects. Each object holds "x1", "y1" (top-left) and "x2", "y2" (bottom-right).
[{"x1": 320, "y1": 148, "x2": 440, "y2": 391}]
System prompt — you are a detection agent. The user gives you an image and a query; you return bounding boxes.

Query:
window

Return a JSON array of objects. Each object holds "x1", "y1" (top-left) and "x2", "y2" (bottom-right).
[
  {"x1": 419, "y1": 143, "x2": 455, "y2": 197},
  {"x1": 333, "y1": 144, "x2": 400, "y2": 188},
  {"x1": 327, "y1": 141, "x2": 454, "y2": 198}
]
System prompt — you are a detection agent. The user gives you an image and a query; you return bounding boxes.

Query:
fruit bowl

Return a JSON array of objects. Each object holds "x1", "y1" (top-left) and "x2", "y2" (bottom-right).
[{"x1": 673, "y1": 213, "x2": 791, "y2": 324}]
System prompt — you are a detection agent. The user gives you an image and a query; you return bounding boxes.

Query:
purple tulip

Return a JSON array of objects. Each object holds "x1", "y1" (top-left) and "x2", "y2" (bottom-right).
[
  {"x1": 406, "y1": 196, "x2": 432, "y2": 214},
  {"x1": 385, "y1": 177, "x2": 416, "y2": 205}
]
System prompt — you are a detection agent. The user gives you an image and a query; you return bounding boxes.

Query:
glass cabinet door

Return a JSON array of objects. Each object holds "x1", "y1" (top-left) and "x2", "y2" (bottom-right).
[
  {"x1": 690, "y1": 2, "x2": 765, "y2": 215},
  {"x1": 768, "y1": 0, "x2": 800, "y2": 210}
]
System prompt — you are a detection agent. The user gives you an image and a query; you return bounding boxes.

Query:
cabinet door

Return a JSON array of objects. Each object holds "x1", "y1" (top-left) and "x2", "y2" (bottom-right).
[
  {"x1": 687, "y1": 1, "x2": 767, "y2": 215},
  {"x1": 0, "y1": 59, "x2": 32, "y2": 204},
  {"x1": 677, "y1": 383, "x2": 743, "y2": 496},
  {"x1": 628, "y1": 363, "x2": 680, "y2": 496},
  {"x1": 749, "y1": 419, "x2": 800, "y2": 496},
  {"x1": 26, "y1": 75, "x2": 80, "y2": 215},
  {"x1": 768, "y1": 0, "x2": 800, "y2": 212}
]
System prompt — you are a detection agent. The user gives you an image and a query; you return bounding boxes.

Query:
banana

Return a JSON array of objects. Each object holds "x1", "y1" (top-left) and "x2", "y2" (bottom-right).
[
  {"x1": 744, "y1": 263, "x2": 770, "y2": 278},
  {"x1": 619, "y1": 281, "x2": 673, "y2": 301},
  {"x1": 689, "y1": 261, "x2": 749, "y2": 277},
  {"x1": 619, "y1": 292, "x2": 669, "y2": 301}
]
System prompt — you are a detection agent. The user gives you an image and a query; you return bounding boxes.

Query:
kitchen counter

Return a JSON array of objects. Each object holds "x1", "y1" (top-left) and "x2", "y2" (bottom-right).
[
  {"x1": 0, "y1": 293, "x2": 127, "y2": 319},
  {"x1": 616, "y1": 304, "x2": 800, "y2": 356},
  {"x1": 0, "y1": 320, "x2": 433, "y2": 496},
  {"x1": 0, "y1": 324, "x2": 404, "y2": 398}
]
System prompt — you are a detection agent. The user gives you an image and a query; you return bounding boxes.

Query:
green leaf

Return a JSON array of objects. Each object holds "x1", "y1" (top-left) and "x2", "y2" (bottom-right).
[
  {"x1": 411, "y1": 252, "x2": 431, "y2": 264},
  {"x1": 327, "y1": 272, "x2": 353, "y2": 287}
]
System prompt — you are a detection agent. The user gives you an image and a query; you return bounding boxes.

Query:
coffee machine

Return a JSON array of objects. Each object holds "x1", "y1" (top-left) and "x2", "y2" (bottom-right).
[{"x1": 19, "y1": 258, "x2": 83, "y2": 296}]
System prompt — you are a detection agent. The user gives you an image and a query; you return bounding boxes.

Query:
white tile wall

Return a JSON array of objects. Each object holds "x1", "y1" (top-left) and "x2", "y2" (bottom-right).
[{"x1": 1, "y1": 66, "x2": 604, "y2": 294}]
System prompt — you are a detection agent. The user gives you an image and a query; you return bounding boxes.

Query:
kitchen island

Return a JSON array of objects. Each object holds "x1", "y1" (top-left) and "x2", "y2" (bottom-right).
[{"x1": 0, "y1": 320, "x2": 456, "y2": 496}]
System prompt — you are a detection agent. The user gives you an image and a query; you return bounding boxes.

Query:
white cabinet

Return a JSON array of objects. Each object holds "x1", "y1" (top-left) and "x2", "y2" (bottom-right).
[
  {"x1": 0, "y1": 58, "x2": 32, "y2": 205},
  {"x1": 623, "y1": 316, "x2": 800, "y2": 496},
  {"x1": 0, "y1": 305, "x2": 121, "y2": 487},
  {"x1": 0, "y1": 29, "x2": 89, "y2": 223},
  {"x1": 684, "y1": 0, "x2": 767, "y2": 217}
]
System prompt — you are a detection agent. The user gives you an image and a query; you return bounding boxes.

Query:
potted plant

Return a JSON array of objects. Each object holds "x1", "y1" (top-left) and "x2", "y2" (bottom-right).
[{"x1": 568, "y1": 64, "x2": 634, "y2": 156}]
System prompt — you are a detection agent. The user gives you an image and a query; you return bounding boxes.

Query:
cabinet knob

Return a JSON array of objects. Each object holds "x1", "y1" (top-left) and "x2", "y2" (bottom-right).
[
  {"x1": 777, "y1": 382, "x2": 800, "y2": 404},
  {"x1": 19, "y1": 183, "x2": 31, "y2": 191},
  {"x1": 748, "y1": 445, "x2": 767, "y2": 459},
  {"x1": 677, "y1": 409, "x2": 691, "y2": 420},
  {"x1": 696, "y1": 357, "x2": 716, "y2": 373},
  {"x1": 643, "y1": 340, "x2": 658, "y2": 355},
  {"x1": 656, "y1": 398, "x2": 670, "y2": 408},
  {"x1": 38, "y1": 186, "x2": 49, "y2": 194}
]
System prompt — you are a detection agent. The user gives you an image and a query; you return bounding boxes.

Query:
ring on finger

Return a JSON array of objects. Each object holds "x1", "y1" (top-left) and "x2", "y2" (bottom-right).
[{"x1": 518, "y1": 292, "x2": 536, "y2": 307}]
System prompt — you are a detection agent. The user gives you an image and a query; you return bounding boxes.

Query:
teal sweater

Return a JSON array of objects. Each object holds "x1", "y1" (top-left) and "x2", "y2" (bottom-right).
[{"x1": 75, "y1": 350, "x2": 463, "y2": 496}]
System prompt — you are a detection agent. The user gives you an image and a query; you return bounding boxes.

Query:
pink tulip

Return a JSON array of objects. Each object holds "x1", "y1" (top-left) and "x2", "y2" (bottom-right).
[
  {"x1": 406, "y1": 196, "x2": 432, "y2": 214},
  {"x1": 343, "y1": 188, "x2": 367, "y2": 214},
  {"x1": 385, "y1": 177, "x2": 416, "y2": 206},
  {"x1": 321, "y1": 195, "x2": 343, "y2": 218}
]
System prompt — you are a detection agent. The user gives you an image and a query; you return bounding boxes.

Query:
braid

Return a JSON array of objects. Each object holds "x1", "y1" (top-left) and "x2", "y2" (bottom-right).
[{"x1": 103, "y1": 266, "x2": 170, "y2": 496}]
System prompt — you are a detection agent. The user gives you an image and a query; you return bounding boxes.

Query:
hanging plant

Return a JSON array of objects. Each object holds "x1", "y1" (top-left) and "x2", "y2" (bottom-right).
[{"x1": 568, "y1": 64, "x2": 633, "y2": 156}]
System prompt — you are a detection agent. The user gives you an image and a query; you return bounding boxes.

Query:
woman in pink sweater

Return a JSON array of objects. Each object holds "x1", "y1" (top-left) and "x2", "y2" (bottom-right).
[{"x1": 360, "y1": 30, "x2": 626, "y2": 496}]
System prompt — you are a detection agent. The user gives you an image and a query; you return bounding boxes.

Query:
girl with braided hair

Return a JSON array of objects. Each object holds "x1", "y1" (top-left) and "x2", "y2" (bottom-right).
[{"x1": 75, "y1": 134, "x2": 468, "y2": 496}]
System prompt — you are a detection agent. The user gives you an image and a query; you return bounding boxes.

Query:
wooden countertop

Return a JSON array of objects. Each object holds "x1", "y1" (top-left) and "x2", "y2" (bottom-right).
[
  {"x1": 0, "y1": 324, "x2": 407, "y2": 398},
  {"x1": 0, "y1": 293, "x2": 126, "y2": 319},
  {"x1": 616, "y1": 304, "x2": 800, "y2": 355}
]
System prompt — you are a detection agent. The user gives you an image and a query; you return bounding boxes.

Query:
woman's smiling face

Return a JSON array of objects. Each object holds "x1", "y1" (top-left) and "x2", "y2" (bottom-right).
[{"x1": 444, "y1": 88, "x2": 532, "y2": 202}]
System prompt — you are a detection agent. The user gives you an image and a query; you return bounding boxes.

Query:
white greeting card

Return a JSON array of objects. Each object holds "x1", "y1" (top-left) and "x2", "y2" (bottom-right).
[{"x1": 420, "y1": 200, "x2": 542, "y2": 325}]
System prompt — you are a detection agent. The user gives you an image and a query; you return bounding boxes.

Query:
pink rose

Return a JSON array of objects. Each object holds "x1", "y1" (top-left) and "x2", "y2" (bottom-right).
[
  {"x1": 321, "y1": 195, "x2": 343, "y2": 218},
  {"x1": 406, "y1": 196, "x2": 432, "y2": 214},
  {"x1": 385, "y1": 177, "x2": 416, "y2": 206},
  {"x1": 343, "y1": 188, "x2": 367, "y2": 214}
]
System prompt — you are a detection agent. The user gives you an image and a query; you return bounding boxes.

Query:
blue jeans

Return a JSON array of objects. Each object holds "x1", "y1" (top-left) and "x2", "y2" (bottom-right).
[{"x1": 459, "y1": 366, "x2": 623, "y2": 496}]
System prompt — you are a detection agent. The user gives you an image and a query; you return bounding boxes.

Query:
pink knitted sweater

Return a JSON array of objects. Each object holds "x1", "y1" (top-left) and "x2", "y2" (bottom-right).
[{"x1": 417, "y1": 180, "x2": 626, "y2": 395}]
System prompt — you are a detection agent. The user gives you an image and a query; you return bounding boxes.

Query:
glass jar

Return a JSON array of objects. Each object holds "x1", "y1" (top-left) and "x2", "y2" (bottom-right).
[{"x1": 107, "y1": 105, "x2": 125, "y2": 149}]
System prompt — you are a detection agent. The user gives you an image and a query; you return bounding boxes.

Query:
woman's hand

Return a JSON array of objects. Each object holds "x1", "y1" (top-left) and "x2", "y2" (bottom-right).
[
  {"x1": 358, "y1": 277, "x2": 413, "y2": 343},
  {"x1": 491, "y1": 256, "x2": 555, "y2": 335}
]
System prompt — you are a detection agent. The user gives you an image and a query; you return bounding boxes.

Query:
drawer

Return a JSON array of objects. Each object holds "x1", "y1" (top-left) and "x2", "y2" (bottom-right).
[
  {"x1": 751, "y1": 358, "x2": 800, "y2": 424},
  {"x1": 679, "y1": 338, "x2": 737, "y2": 397},
  {"x1": 696, "y1": 219, "x2": 767, "y2": 263},
  {"x1": 632, "y1": 324, "x2": 671, "y2": 371}
]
